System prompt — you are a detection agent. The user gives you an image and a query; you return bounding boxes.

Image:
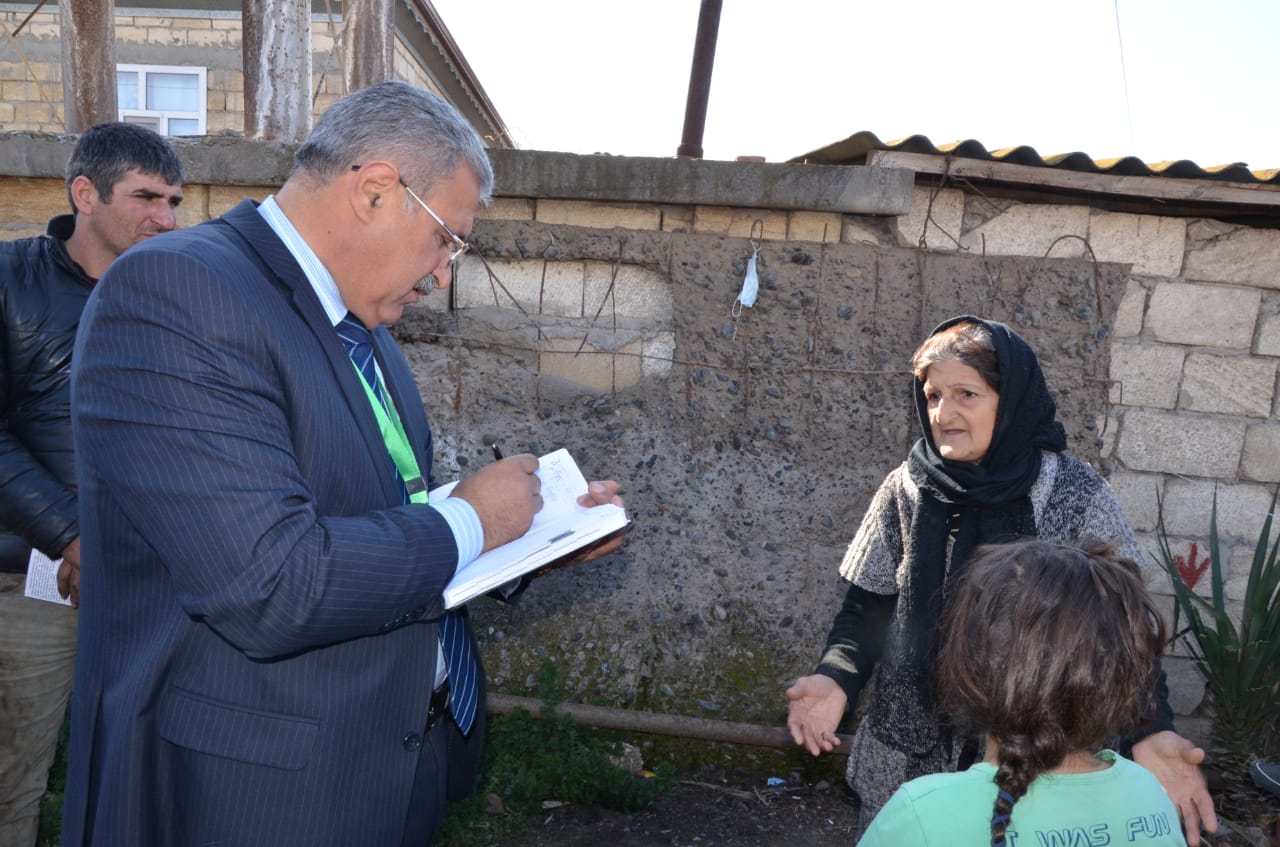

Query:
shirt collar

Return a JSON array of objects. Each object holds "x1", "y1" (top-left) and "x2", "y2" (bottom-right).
[{"x1": 257, "y1": 195, "x2": 348, "y2": 328}]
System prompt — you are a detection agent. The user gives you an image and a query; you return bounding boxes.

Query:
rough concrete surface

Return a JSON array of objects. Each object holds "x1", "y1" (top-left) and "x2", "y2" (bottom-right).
[{"x1": 395, "y1": 218, "x2": 1128, "y2": 729}]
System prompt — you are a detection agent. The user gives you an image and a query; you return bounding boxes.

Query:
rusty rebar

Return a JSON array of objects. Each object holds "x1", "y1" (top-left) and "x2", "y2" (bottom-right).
[{"x1": 488, "y1": 693, "x2": 853, "y2": 757}]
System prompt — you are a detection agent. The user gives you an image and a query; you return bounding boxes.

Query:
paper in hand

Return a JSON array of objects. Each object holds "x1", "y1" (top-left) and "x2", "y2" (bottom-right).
[{"x1": 25, "y1": 548, "x2": 72, "y2": 606}]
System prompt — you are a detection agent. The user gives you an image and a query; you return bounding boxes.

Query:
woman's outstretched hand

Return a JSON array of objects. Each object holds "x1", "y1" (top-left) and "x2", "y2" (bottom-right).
[
  {"x1": 1131, "y1": 730, "x2": 1217, "y2": 846},
  {"x1": 786, "y1": 674, "x2": 848, "y2": 756}
]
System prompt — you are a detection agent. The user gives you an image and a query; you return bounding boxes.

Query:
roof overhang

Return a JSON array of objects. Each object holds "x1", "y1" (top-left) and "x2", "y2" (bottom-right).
[{"x1": 796, "y1": 131, "x2": 1280, "y2": 225}]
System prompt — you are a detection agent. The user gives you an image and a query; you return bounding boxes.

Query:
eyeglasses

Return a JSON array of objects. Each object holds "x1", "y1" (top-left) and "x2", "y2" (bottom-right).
[
  {"x1": 400, "y1": 180, "x2": 470, "y2": 264},
  {"x1": 350, "y1": 164, "x2": 471, "y2": 264}
]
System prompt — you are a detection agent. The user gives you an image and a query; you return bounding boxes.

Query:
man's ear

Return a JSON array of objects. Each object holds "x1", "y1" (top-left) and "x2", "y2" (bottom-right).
[
  {"x1": 69, "y1": 175, "x2": 100, "y2": 216},
  {"x1": 350, "y1": 161, "x2": 399, "y2": 223}
]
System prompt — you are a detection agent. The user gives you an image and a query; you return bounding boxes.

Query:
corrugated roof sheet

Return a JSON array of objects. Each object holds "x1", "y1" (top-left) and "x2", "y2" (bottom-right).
[{"x1": 794, "y1": 131, "x2": 1280, "y2": 185}]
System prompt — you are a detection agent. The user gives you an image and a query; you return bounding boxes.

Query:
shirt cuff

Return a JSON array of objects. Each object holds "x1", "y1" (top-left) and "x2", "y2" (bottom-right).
[{"x1": 429, "y1": 497, "x2": 483, "y2": 568}]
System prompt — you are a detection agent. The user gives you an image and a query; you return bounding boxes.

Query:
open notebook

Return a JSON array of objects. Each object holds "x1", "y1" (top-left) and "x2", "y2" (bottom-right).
[{"x1": 433, "y1": 448, "x2": 629, "y2": 609}]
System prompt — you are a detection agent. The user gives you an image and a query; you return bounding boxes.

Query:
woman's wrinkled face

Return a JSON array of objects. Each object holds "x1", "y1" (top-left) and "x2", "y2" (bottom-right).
[{"x1": 922, "y1": 359, "x2": 999, "y2": 464}]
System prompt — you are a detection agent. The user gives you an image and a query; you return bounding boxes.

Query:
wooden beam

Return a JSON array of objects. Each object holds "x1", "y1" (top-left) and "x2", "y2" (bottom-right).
[{"x1": 868, "y1": 150, "x2": 1280, "y2": 211}]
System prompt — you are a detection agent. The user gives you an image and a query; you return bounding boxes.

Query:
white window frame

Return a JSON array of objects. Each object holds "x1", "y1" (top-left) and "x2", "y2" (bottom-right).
[{"x1": 117, "y1": 64, "x2": 208, "y2": 136}]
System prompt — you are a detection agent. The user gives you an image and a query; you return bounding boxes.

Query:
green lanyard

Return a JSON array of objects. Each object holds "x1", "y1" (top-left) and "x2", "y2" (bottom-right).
[{"x1": 351, "y1": 362, "x2": 428, "y2": 504}]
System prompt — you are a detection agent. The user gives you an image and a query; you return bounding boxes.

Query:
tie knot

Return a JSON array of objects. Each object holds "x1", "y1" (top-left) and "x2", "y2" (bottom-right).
[
  {"x1": 336, "y1": 312, "x2": 380, "y2": 396},
  {"x1": 336, "y1": 312, "x2": 372, "y2": 352}
]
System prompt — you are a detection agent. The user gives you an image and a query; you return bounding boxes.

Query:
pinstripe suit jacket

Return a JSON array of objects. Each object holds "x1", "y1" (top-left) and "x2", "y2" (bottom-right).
[{"x1": 63, "y1": 200, "x2": 483, "y2": 846}]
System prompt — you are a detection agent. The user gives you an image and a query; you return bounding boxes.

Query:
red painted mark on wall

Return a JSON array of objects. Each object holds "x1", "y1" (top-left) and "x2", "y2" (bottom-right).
[{"x1": 1174, "y1": 542, "x2": 1210, "y2": 590}]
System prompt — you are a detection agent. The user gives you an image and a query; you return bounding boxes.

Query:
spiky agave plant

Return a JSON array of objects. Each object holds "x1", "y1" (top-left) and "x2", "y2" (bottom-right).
[{"x1": 1155, "y1": 488, "x2": 1280, "y2": 761}]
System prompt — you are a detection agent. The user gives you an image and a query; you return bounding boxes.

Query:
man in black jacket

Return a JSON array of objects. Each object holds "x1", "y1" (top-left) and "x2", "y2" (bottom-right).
[{"x1": 0, "y1": 122, "x2": 183, "y2": 846}]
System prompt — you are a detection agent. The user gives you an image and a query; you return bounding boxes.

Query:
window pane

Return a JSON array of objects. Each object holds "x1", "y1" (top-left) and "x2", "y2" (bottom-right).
[
  {"x1": 167, "y1": 118, "x2": 201, "y2": 136},
  {"x1": 117, "y1": 71, "x2": 139, "y2": 110},
  {"x1": 122, "y1": 115, "x2": 161, "y2": 132},
  {"x1": 146, "y1": 73, "x2": 198, "y2": 111}
]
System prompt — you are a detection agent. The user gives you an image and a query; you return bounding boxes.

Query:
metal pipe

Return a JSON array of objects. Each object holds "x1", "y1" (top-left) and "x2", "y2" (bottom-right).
[
  {"x1": 488, "y1": 693, "x2": 853, "y2": 757},
  {"x1": 676, "y1": 0, "x2": 723, "y2": 159}
]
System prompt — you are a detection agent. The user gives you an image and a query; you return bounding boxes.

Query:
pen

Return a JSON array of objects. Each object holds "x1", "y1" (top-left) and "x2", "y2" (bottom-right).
[{"x1": 491, "y1": 442, "x2": 503, "y2": 461}]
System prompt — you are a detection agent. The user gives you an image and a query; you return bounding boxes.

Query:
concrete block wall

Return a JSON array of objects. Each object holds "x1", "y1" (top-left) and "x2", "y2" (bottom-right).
[
  {"x1": 0, "y1": 175, "x2": 261, "y2": 240},
  {"x1": 0, "y1": 7, "x2": 61, "y2": 130},
  {"x1": 1107, "y1": 260, "x2": 1280, "y2": 719},
  {"x1": 1107, "y1": 262, "x2": 1280, "y2": 548}
]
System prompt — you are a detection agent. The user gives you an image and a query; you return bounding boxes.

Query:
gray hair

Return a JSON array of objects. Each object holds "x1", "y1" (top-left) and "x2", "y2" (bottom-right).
[
  {"x1": 292, "y1": 80, "x2": 494, "y2": 203},
  {"x1": 911, "y1": 319, "x2": 1000, "y2": 391}
]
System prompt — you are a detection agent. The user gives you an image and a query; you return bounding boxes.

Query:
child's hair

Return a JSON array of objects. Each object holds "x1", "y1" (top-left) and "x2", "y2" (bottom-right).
[{"x1": 934, "y1": 538, "x2": 1166, "y2": 846}]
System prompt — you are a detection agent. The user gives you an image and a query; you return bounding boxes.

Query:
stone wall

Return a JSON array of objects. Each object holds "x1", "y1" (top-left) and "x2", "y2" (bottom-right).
[{"x1": 3, "y1": 134, "x2": 1277, "y2": 739}]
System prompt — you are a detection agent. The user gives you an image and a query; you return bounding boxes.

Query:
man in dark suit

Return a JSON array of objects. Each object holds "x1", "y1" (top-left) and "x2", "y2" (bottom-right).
[
  {"x1": 0, "y1": 123, "x2": 183, "y2": 847},
  {"x1": 64, "y1": 81, "x2": 623, "y2": 846}
]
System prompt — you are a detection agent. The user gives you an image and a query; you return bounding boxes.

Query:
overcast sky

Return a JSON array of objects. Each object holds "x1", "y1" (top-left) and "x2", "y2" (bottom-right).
[{"x1": 430, "y1": 0, "x2": 1280, "y2": 170}]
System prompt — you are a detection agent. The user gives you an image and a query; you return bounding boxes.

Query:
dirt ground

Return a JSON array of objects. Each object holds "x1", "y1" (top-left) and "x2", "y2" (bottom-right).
[
  {"x1": 489, "y1": 762, "x2": 1280, "y2": 847},
  {"x1": 492, "y1": 766, "x2": 861, "y2": 847}
]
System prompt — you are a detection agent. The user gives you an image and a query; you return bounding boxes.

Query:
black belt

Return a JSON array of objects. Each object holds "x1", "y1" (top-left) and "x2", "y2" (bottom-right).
[{"x1": 425, "y1": 680, "x2": 450, "y2": 733}]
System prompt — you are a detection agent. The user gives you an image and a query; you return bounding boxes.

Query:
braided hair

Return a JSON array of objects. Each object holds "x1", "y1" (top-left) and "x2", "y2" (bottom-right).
[{"x1": 933, "y1": 539, "x2": 1166, "y2": 846}]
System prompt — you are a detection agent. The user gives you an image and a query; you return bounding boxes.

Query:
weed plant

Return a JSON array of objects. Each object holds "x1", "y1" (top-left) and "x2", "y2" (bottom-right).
[{"x1": 440, "y1": 661, "x2": 674, "y2": 846}]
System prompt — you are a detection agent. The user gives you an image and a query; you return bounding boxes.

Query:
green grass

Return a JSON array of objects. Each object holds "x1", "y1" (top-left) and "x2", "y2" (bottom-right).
[
  {"x1": 440, "y1": 662, "x2": 674, "y2": 846},
  {"x1": 36, "y1": 720, "x2": 68, "y2": 847}
]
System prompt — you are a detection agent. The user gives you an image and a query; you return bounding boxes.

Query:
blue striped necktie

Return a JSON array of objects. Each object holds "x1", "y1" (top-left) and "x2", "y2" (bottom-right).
[
  {"x1": 336, "y1": 312, "x2": 479, "y2": 735},
  {"x1": 336, "y1": 313, "x2": 386, "y2": 408}
]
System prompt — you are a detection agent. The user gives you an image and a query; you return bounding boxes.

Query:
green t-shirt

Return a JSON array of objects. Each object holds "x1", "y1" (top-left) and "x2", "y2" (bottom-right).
[{"x1": 858, "y1": 750, "x2": 1185, "y2": 846}]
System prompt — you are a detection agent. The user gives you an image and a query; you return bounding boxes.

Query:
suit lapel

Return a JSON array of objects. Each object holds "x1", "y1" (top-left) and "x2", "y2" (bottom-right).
[{"x1": 220, "y1": 200, "x2": 405, "y2": 505}]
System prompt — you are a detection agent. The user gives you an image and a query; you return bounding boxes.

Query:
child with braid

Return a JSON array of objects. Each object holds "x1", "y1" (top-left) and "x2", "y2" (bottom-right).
[{"x1": 857, "y1": 539, "x2": 1186, "y2": 846}]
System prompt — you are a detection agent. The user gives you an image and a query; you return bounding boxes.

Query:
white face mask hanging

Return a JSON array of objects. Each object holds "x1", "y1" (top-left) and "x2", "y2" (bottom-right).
[
  {"x1": 734, "y1": 244, "x2": 759, "y2": 314},
  {"x1": 731, "y1": 220, "x2": 765, "y2": 327}
]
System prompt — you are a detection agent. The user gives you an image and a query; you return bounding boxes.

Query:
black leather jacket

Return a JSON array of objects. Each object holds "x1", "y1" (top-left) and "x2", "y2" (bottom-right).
[{"x1": 0, "y1": 215, "x2": 93, "y2": 573}]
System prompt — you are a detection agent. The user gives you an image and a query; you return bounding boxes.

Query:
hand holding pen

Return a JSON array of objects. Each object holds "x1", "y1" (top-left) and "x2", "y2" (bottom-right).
[
  {"x1": 491, "y1": 437, "x2": 619, "y2": 510},
  {"x1": 484, "y1": 437, "x2": 627, "y2": 566},
  {"x1": 450, "y1": 443, "x2": 540, "y2": 552}
]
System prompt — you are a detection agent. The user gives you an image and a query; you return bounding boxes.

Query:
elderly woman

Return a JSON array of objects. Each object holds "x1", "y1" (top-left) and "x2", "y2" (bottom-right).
[{"x1": 786, "y1": 316, "x2": 1216, "y2": 843}]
